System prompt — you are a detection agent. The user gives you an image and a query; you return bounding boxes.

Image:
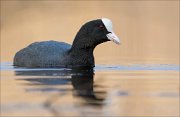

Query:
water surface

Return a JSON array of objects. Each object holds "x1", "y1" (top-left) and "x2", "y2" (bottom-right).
[{"x1": 1, "y1": 62, "x2": 179, "y2": 116}]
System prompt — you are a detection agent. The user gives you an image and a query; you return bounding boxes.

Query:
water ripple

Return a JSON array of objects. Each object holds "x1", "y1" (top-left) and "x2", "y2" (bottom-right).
[
  {"x1": 95, "y1": 64, "x2": 179, "y2": 71},
  {"x1": 1, "y1": 62, "x2": 179, "y2": 71}
]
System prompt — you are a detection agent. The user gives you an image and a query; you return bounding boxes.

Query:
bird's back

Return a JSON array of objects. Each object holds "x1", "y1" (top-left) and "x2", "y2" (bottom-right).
[{"x1": 13, "y1": 41, "x2": 71, "y2": 67}]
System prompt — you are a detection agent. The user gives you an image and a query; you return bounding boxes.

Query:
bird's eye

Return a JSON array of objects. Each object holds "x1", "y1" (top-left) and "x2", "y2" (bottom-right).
[{"x1": 98, "y1": 25, "x2": 105, "y2": 29}]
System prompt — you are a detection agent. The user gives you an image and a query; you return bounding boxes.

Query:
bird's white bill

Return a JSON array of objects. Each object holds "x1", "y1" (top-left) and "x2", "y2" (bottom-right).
[{"x1": 106, "y1": 32, "x2": 120, "y2": 45}]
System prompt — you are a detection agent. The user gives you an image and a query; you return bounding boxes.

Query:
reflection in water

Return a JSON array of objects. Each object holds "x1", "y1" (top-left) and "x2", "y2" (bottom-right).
[
  {"x1": 1, "y1": 62, "x2": 179, "y2": 116},
  {"x1": 15, "y1": 68, "x2": 106, "y2": 116}
]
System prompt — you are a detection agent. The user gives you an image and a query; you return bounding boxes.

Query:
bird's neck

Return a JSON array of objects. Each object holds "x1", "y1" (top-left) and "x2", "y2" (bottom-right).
[{"x1": 68, "y1": 35, "x2": 96, "y2": 67}]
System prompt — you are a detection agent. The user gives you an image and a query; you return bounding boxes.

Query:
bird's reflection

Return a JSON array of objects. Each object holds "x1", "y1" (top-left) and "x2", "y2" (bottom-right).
[{"x1": 15, "y1": 67, "x2": 106, "y2": 116}]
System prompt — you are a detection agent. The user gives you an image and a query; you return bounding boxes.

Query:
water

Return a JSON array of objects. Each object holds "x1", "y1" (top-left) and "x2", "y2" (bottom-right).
[{"x1": 1, "y1": 62, "x2": 179, "y2": 116}]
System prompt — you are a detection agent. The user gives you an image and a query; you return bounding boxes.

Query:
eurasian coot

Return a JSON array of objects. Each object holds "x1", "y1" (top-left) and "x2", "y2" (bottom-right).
[{"x1": 13, "y1": 18, "x2": 120, "y2": 68}]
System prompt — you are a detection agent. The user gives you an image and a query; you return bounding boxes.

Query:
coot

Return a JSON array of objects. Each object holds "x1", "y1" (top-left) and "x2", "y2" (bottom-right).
[{"x1": 13, "y1": 18, "x2": 120, "y2": 68}]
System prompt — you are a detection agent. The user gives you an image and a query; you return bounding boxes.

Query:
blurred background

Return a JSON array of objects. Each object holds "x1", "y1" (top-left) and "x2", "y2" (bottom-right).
[{"x1": 1, "y1": 1, "x2": 179, "y2": 64}]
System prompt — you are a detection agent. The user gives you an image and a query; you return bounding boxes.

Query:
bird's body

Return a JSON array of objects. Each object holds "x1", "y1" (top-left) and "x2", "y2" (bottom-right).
[
  {"x1": 13, "y1": 18, "x2": 120, "y2": 68},
  {"x1": 14, "y1": 41, "x2": 71, "y2": 67}
]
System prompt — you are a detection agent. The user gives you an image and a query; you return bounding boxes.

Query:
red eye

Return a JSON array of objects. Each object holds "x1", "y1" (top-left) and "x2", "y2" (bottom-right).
[{"x1": 99, "y1": 25, "x2": 105, "y2": 29}]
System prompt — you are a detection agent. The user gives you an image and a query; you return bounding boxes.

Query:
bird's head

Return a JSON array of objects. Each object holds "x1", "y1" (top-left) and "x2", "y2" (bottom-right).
[{"x1": 73, "y1": 18, "x2": 120, "y2": 49}]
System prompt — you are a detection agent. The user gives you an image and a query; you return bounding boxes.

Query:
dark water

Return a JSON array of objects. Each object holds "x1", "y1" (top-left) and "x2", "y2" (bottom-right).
[{"x1": 1, "y1": 62, "x2": 179, "y2": 116}]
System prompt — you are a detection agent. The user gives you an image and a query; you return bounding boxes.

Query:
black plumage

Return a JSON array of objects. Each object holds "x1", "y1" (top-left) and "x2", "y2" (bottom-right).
[{"x1": 13, "y1": 18, "x2": 119, "y2": 68}]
